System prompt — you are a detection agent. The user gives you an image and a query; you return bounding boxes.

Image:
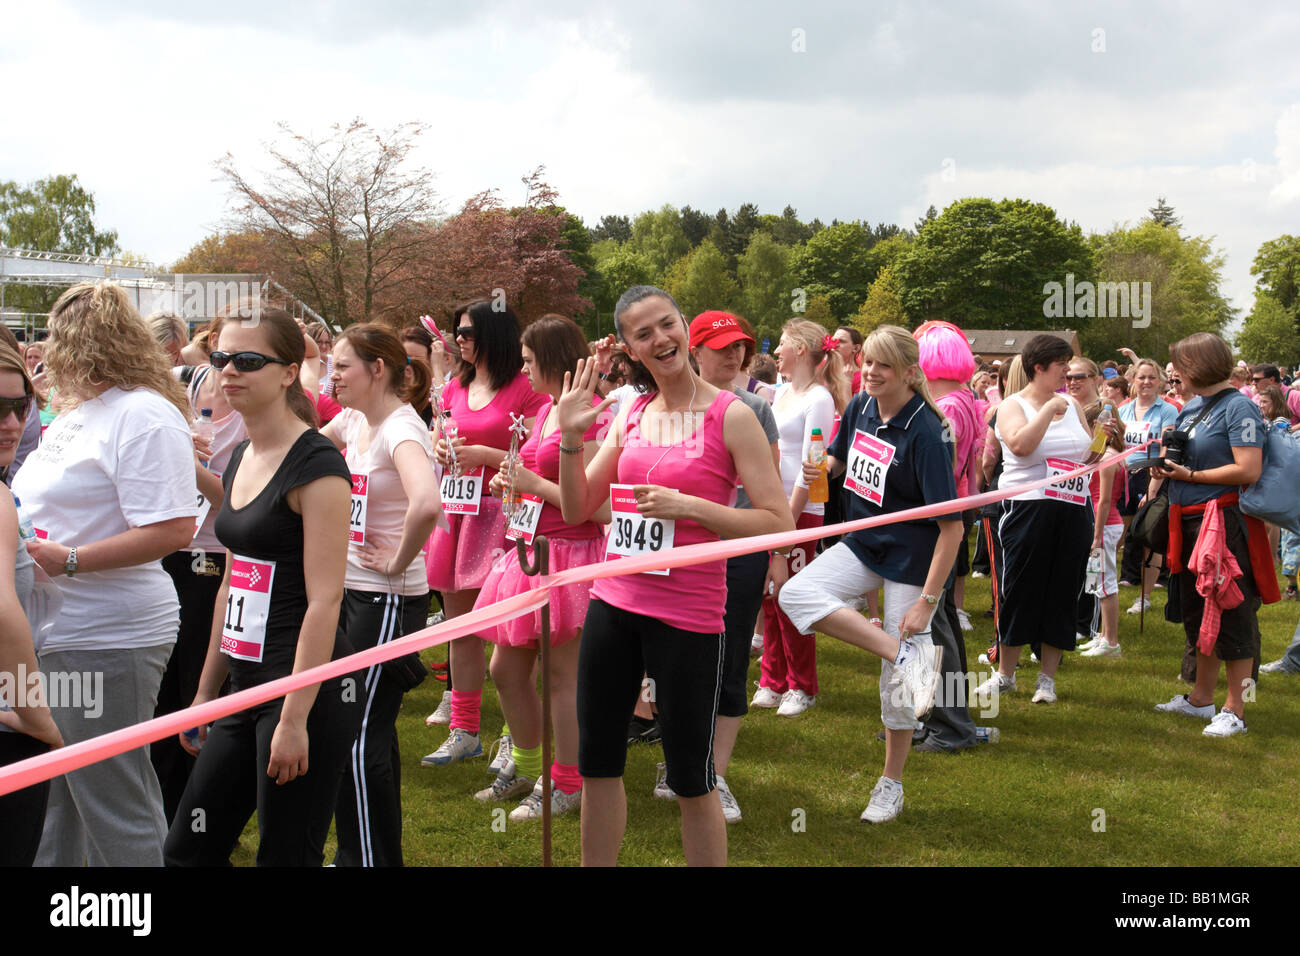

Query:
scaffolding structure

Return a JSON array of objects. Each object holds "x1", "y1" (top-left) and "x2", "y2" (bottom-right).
[{"x1": 1, "y1": 246, "x2": 329, "y2": 339}]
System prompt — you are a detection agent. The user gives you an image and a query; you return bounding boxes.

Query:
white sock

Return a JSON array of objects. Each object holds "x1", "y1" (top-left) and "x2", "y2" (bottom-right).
[{"x1": 894, "y1": 639, "x2": 915, "y2": 668}]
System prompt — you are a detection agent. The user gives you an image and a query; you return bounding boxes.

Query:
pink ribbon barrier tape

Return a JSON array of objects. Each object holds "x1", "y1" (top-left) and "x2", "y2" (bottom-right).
[{"x1": 0, "y1": 442, "x2": 1148, "y2": 795}]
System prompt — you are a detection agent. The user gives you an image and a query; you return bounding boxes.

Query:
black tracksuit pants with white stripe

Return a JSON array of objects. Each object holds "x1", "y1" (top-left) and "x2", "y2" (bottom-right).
[{"x1": 332, "y1": 588, "x2": 430, "y2": 867}]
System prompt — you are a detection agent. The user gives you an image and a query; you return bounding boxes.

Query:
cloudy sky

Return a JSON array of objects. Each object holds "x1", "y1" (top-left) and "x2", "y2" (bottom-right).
[{"x1": 2, "y1": 0, "x2": 1298, "y2": 321}]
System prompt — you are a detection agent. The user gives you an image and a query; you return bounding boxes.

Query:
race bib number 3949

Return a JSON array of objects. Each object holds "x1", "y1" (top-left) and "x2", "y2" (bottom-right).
[{"x1": 606, "y1": 484, "x2": 675, "y2": 576}]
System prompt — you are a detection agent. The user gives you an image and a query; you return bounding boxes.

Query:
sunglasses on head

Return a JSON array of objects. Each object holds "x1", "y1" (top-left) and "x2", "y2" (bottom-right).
[
  {"x1": 209, "y1": 351, "x2": 290, "y2": 372},
  {"x1": 454, "y1": 327, "x2": 475, "y2": 341},
  {"x1": 0, "y1": 394, "x2": 31, "y2": 421}
]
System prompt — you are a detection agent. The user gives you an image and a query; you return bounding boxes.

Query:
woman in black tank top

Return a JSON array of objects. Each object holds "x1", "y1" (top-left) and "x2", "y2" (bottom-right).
[{"x1": 165, "y1": 310, "x2": 360, "y2": 867}]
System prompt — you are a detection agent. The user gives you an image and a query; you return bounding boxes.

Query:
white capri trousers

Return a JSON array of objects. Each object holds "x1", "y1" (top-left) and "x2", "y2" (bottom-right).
[{"x1": 779, "y1": 542, "x2": 935, "y2": 730}]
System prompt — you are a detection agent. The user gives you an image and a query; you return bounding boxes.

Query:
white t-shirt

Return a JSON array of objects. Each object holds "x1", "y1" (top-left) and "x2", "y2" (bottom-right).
[
  {"x1": 335, "y1": 404, "x2": 437, "y2": 595},
  {"x1": 13, "y1": 387, "x2": 200, "y2": 652},
  {"x1": 995, "y1": 393, "x2": 1093, "y2": 502},
  {"x1": 772, "y1": 382, "x2": 837, "y2": 516}
]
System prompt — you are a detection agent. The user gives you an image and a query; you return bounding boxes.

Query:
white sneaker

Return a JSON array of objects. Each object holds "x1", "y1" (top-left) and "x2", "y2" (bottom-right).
[
  {"x1": 1030, "y1": 652, "x2": 1039, "y2": 663},
  {"x1": 955, "y1": 608, "x2": 973, "y2": 632},
  {"x1": 888, "y1": 641, "x2": 943, "y2": 720},
  {"x1": 973, "y1": 671, "x2": 1016, "y2": 703},
  {"x1": 425, "y1": 689, "x2": 452, "y2": 726},
  {"x1": 716, "y1": 776, "x2": 742, "y2": 824},
  {"x1": 777, "y1": 689, "x2": 816, "y2": 717},
  {"x1": 1081, "y1": 640, "x2": 1121, "y2": 658},
  {"x1": 1154, "y1": 694, "x2": 1215, "y2": 721},
  {"x1": 509, "y1": 779, "x2": 582, "y2": 821},
  {"x1": 977, "y1": 652, "x2": 991, "y2": 665},
  {"x1": 1203, "y1": 710, "x2": 1247, "y2": 737},
  {"x1": 970, "y1": 570, "x2": 987, "y2": 579},
  {"x1": 1127, "y1": 596, "x2": 1151, "y2": 615},
  {"x1": 1259, "y1": 659, "x2": 1294, "y2": 674},
  {"x1": 750, "y1": 632, "x2": 764, "y2": 657},
  {"x1": 860, "y1": 776, "x2": 904, "y2": 824},
  {"x1": 1077, "y1": 633, "x2": 1099, "y2": 652},
  {"x1": 474, "y1": 769, "x2": 535, "y2": 802},
  {"x1": 653, "y1": 762, "x2": 676, "y2": 800},
  {"x1": 751, "y1": 685, "x2": 783, "y2": 709},
  {"x1": 421, "y1": 728, "x2": 483, "y2": 766},
  {"x1": 1031, "y1": 673, "x2": 1057, "y2": 703},
  {"x1": 487, "y1": 732, "x2": 513, "y2": 774}
]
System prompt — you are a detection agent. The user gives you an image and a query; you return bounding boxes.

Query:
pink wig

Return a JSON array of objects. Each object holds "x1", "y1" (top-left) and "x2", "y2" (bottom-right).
[{"x1": 913, "y1": 320, "x2": 975, "y2": 383}]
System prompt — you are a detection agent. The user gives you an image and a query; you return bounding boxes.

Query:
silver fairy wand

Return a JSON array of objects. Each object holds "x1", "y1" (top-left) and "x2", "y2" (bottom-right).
[{"x1": 502, "y1": 412, "x2": 529, "y2": 518}]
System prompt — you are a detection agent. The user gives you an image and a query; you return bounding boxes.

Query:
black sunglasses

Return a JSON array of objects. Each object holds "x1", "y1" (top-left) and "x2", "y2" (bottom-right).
[
  {"x1": 454, "y1": 327, "x2": 475, "y2": 341},
  {"x1": 210, "y1": 351, "x2": 290, "y2": 372},
  {"x1": 0, "y1": 395, "x2": 30, "y2": 421},
  {"x1": 1065, "y1": 373, "x2": 1091, "y2": 381}
]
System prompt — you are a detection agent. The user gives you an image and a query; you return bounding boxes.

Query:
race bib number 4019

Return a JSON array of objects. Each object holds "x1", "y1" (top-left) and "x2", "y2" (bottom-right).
[
  {"x1": 440, "y1": 467, "x2": 484, "y2": 516},
  {"x1": 844, "y1": 431, "x2": 896, "y2": 506},
  {"x1": 606, "y1": 484, "x2": 675, "y2": 576}
]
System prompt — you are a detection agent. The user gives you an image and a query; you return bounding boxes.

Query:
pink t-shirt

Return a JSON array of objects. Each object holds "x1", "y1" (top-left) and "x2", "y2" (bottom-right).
[
  {"x1": 336, "y1": 404, "x2": 436, "y2": 595},
  {"x1": 1089, "y1": 468, "x2": 1123, "y2": 527},
  {"x1": 935, "y1": 386, "x2": 980, "y2": 498},
  {"x1": 442, "y1": 373, "x2": 548, "y2": 493},
  {"x1": 590, "y1": 390, "x2": 739, "y2": 635},
  {"x1": 527, "y1": 398, "x2": 607, "y2": 540}
]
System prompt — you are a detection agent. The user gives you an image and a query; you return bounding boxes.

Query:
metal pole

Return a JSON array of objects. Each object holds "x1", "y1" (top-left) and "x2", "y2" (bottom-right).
[{"x1": 514, "y1": 534, "x2": 552, "y2": 866}]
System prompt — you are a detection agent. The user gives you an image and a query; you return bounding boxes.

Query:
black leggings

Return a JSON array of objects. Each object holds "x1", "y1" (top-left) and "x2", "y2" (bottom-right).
[
  {"x1": 164, "y1": 674, "x2": 362, "y2": 867},
  {"x1": 578, "y1": 600, "x2": 723, "y2": 798},
  {"x1": 0, "y1": 732, "x2": 51, "y2": 866},
  {"x1": 154, "y1": 551, "x2": 226, "y2": 826},
  {"x1": 720, "y1": 549, "x2": 768, "y2": 717}
]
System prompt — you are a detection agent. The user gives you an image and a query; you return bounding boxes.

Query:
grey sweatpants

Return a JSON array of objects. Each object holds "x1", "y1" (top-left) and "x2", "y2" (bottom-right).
[{"x1": 35, "y1": 643, "x2": 173, "y2": 866}]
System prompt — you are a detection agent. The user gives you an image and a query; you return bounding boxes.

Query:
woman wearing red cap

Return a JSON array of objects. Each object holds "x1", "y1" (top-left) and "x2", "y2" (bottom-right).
[
  {"x1": 683, "y1": 310, "x2": 781, "y2": 823},
  {"x1": 753, "y1": 320, "x2": 847, "y2": 718},
  {"x1": 557, "y1": 286, "x2": 792, "y2": 866}
]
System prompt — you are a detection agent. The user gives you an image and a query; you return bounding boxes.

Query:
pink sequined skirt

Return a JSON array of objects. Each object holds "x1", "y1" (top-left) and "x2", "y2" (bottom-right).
[
  {"x1": 474, "y1": 534, "x2": 606, "y2": 648},
  {"x1": 426, "y1": 496, "x2": 508, "y2": 594}
]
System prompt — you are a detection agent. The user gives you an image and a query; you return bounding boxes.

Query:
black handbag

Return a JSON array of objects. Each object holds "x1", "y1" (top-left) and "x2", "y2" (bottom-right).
[
  {"x1": 379, "y1": 600, "x2": 427, "y2": 692},
  {"x1": 1129, "y1": 483, "x2": 1169, "y2": 552}
]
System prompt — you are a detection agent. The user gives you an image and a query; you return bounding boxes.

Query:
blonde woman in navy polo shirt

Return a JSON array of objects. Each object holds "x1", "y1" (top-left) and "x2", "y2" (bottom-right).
[{"x1": 779, "y1": 325, "x2": 962, "y2": 824}]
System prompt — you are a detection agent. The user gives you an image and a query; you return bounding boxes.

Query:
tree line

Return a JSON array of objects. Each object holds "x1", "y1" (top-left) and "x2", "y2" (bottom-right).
[{"x1": 3, "y1": 122, "x2": 1298, "y2": 367}]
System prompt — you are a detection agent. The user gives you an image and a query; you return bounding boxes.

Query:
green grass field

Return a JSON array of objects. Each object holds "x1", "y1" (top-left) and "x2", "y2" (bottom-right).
[{"x1": 233, "y1": 544, "x2": 1300, "y2": 867}]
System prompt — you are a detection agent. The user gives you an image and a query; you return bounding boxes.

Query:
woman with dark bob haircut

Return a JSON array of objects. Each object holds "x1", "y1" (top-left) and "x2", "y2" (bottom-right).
[
  {"x1": 974, "y1": 334, "x2": 1116, "y2": 708},
  {"x1": 421, "y1": 299, "x2": 547, "y2": 768},
  {"x1": 1151, "y1": 332, "x2": 1275, "y2": 737}
]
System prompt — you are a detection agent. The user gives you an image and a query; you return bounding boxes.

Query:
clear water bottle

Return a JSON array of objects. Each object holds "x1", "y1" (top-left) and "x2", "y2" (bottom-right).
[
  {"x1": 13, "y1": 494, "x2": 36, "y2": 541},
  {"x1": 1085, "y1": 548, "x2": 1102, "y2": 594}
]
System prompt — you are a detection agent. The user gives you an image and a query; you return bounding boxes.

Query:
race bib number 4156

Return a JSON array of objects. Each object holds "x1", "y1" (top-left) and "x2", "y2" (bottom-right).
[
  {"x1": 606, "y1": 484, "x2": 675, "y2": 576},
  {"x1": 844, "y1": 431, "x2": 896, "y2": 506}
]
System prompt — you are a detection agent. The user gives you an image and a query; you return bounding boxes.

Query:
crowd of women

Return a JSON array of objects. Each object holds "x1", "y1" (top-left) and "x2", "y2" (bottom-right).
[{"x1": 0, "y1": 278, "x2": 1294, "y2": 867}]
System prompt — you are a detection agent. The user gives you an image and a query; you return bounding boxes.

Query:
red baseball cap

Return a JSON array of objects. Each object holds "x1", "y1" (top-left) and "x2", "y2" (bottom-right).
[{"x1": 689, "y1": 311, "x2": 754, "y2": 350}]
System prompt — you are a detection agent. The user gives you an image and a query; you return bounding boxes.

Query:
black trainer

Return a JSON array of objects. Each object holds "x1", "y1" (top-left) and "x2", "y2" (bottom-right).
[{"x1": 626, "y1": 715, "x2": 662, "y2": 746}]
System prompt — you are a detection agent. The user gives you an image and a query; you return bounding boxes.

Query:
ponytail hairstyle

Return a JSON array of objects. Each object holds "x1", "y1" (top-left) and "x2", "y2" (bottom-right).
[
  {"x1": 252, "y1": 308, "x2": 319, "y2": 427},
  {"x1": 45, "y1": 281, "x2": 189, "y2": 418},
  {"x1": 522, "y1": 313, "x2": 591, "y2": 386},
  {"x1": 863, "y1": 324, "x2": 955, "y2": 467},
  {"x1": 782, "y1": 318, "x2": 848, "y2": 412},
  {"x1": 337, "y1": 321, "x2": 431, "y2": 408},
  {"x1": 612, "y1": 285, "x2": 686, "y2": 394}
]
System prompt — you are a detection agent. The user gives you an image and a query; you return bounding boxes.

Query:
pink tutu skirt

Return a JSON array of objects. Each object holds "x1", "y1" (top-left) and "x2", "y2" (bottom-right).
[
  {"x1": 474, "y1": 534, "x2": 606, "y2": 648},
  {"x1": 426, "y1": 496, "x2": 508, "y2": 593}
]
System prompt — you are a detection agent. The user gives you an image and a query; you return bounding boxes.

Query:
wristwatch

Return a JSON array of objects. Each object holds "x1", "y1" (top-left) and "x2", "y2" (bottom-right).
[
  {"x1": 920, "y1": 592, "x2": 940, "y2": 606},
  {"x1": 64, "y1": 546, "x2": 79, "y2": 577}
]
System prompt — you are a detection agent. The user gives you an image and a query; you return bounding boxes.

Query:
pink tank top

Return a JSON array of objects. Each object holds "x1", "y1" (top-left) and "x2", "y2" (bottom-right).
[
  {"x1": 444, "y1": 373, "x2": 548, "y2": 493},
  {"x1": 591, "y1": 389, "x2": 739, "y2": 634},
  {"x1": 528, "y1": 398, "x2": 606, "y2": 540}
]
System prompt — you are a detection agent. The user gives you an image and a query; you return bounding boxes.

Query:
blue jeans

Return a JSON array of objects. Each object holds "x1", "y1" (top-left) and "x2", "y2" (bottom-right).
[{"x1": 1278, "y1": 615, "x2": 1300, "y2": 673}]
